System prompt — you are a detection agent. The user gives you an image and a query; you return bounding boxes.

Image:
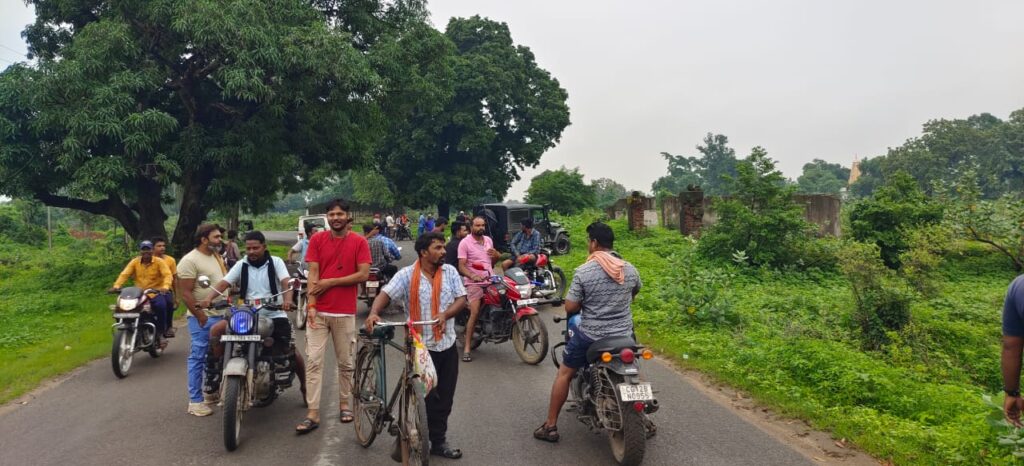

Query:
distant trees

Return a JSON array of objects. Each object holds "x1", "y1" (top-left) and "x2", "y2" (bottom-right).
[
  {"x1": 591, "y1": 178, "x2": 629, "y2": 209},
  {"x1": 652, "y1": 133, "x2": 738, "y2": 197},
  {"x1": 526, "y1": 167, "x2": 595, "y2": 214},
  {"x1": 796, "y1": 159, "x2": 850, "y2": 195}
]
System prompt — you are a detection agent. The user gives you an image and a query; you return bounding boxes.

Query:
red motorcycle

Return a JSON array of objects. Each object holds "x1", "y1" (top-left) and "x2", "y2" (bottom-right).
[
  {"x1": 515, "y1": 248, "x2": 566, "y2": 306},
  {"x1": 455, "y1": 265, "x2": 549, "y2": 364}
]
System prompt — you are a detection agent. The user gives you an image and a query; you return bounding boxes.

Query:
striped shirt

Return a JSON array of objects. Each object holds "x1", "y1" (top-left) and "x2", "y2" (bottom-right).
[
  {"x1": 566, "y1": 260, "x2": 642, "y2": 340},
  {"x1": 382, "y1": 264, "x2": 466, "y2": 352}
]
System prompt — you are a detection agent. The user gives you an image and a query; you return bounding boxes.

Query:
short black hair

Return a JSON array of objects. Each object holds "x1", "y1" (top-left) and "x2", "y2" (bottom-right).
[
  {"x1": 521, "y1": 217, "x2": 534, "y2": 229},
  {"x1": 243, "y1": 230, "x2": 266, "y2": 244},
  {"x1": 415, "y1": 232, "x2": 446, "y2": 257},
  {"x1": 586, "y1": 222, "x2": 614, "y2": 249},
  {"x1": 435, "y1": 217, "x2": 448, "y2": 227},
  {"x1": 227, "y1": 229, "x2": 238, "y2": 240},
  {"x1": 362, "y1": 223, "x2": 374, "y2": 234},
  {"x1": 151, "y1": 236, "x2": 168, "y2": 245},
  {"x1": 325, "y1": 198, "x2": 351, "y2": 214},
  {"x1": 194, "y1": 223, "x2": 223, "y2": 246},
  {"x1": 450, "y1": 221, "x2": 466, "y2": 235}
]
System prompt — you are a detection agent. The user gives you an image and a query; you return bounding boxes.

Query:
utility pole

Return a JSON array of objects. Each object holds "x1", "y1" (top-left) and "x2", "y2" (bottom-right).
[{"x1": 46, "y1": 206, "x2": 52, "y2": 251}]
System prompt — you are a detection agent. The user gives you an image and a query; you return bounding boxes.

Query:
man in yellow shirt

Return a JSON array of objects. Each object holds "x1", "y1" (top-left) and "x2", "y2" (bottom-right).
[
  {"x1": 108, "y1": 241, "x2": 174, "y2": 344},
  {"x1": 152, "y1": 236, "x2": 179, "y2": 338}
]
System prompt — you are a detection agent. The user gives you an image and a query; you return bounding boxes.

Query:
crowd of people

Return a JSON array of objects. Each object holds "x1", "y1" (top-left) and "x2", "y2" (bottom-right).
[{"x1": 108, "y1": 199, "x2": 642, "y2": 459}]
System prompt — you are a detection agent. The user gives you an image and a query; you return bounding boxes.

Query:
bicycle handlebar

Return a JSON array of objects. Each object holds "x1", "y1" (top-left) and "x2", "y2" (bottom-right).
[{"x1": 372, "y1": 319, "x2": 440, "y2": 328}]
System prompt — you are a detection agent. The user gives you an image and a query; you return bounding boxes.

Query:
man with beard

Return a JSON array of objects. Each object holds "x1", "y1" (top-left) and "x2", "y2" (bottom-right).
[
  {"x1": 177, "y1": 224, "x2": 228, "y2": 416},
  {"x1": 457, "y1": 216, "x2": 501, "y2": 362},
  {"x1": 200, "y1": 231, "x2": 307, "y2": 405},
  {"x1": 366, "y1": 232, "x2": 467, "y2": 459},
  {"x1": 296, "y1": 199, "x2": 371, "y2": 433},
  {"x1": 445, "y1": 221, "x2": 468, "y2": 268}
]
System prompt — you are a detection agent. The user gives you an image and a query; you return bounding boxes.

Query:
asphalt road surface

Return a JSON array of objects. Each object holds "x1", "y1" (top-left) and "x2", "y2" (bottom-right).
[{"x1": 0, "y1": 239, "x2": 817, "y2": 466}]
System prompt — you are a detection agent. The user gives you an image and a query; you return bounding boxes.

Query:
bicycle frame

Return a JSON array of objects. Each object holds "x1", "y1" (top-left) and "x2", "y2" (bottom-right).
[{"x1": 361, "y1": 320, "x2": 438, "y2": 438}]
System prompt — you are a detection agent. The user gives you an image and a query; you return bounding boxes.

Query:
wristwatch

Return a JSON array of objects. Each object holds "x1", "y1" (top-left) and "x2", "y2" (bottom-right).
[{"x1": 1005, "y1": 388, "x2": 1021, "y2": 397}]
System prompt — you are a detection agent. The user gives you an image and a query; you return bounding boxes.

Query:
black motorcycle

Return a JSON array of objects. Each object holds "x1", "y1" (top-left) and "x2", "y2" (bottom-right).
[
  {"x1": 199, "y1": 276, "x2": 301, "y2": 451},
  {"x1": 109, "y1": 287, "x2": 165, "y2": 378},
  {"x1": 395, "y1": 223, "x2": 413, "y2": 241},
  {"x1": 514, "y1": 248, "x2": 567, "y2": 305},
  {"x1": 552, "y1": 314, "x2": 658, "y2": 466},
  {"x1": 289, "y1": 265, "x2": 308, "y2": 330}
]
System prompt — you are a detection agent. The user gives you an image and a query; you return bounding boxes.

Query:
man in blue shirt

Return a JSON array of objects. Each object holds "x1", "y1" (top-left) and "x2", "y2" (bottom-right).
[
  {"x1": 502, "y1": 217, "x2": 543, "y2": 270},
  {"x1": 1002, "y1": 274, "x2": 1024, "y2": 426}
]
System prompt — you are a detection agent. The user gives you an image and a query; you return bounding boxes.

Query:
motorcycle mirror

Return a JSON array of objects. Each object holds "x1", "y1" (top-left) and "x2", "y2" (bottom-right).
[{"x1": 198, "y1": 275, "x2": 211, "y2": 288}]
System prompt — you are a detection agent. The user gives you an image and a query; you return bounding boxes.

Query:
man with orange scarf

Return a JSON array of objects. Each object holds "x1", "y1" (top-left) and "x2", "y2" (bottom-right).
[{"x1": 366, "y1": 232, "x2": 468, "y2": 459}]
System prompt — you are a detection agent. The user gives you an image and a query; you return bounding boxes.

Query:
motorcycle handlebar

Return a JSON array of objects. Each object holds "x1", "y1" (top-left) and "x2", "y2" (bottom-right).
[{"x1": 553, "y1": 316, "x2": 564, "y2": 323}]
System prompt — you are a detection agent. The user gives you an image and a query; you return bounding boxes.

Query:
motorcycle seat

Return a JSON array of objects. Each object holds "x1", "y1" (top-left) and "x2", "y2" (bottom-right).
[{"x1": 585, "y1": 336, "x2": 638, "y2": 363}]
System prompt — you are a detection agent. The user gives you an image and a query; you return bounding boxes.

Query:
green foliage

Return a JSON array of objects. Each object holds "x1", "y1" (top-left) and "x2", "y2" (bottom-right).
[
  {"x1": 652, "y1": 133, "x2": 738, "y2": 196},
  {"x1": 376, "y1": 15, "x2": 571, "y2": 215},
  {"x1": 658, "y1": 248, "x2": 738, "y2": 326},
  {"x1": 591, "y1": 178, "x2": 629, "y2": 209},
  {"x1": 848, "y1": 171, "x2": 944, "y2": 268},
  {"x1": 940, "y1": 167, "x2": 1024, "y2": 272},
  {"x1": 698, "y1": 147, "x2": 818, "y2": 268},
  {"x1": 838, "y1": 241, "x2": 914, "y2": 349},
  {"x1": 525, "y1": 167, "x2": 596, "y2": 215},
  {"x1": 898, "y1": 224, "x2": 952, "y2": 296},
  {"x1": 796, "y1": 159, "x2": 850, "y2": 194}
]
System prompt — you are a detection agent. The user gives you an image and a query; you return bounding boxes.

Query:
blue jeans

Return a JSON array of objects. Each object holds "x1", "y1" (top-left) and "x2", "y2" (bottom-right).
[{"x1": 187, "y1": 315, "x2": 224, "y2": 403}]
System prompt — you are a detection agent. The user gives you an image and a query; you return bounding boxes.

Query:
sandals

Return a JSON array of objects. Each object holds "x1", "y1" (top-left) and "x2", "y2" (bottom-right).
[
  {"x1": 533, "y1": 423, "x2": 559, "y2": 442},
  {"x1": 462, "y1": 353, "x2": 472, "y2": 362},
  {"x1": 430, "y1": 442, "x2": 463, "y2": 459},
  {"x1": 339, "y1": 409, "x2": 354, "y2": 423},
  {"x1": 295, "y1": 418, "x2": 319, "y2": 434}
]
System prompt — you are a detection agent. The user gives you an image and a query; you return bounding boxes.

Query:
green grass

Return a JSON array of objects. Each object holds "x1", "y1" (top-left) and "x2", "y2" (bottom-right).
[{"x1": 551, "y1": 212, "x2": 1020, "y2": 465}]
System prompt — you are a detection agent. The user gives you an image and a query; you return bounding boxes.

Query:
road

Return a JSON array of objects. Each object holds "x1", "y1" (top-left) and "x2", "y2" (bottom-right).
[{"x1": 0, "y1": 239, "x2": 835, "y2": 466}]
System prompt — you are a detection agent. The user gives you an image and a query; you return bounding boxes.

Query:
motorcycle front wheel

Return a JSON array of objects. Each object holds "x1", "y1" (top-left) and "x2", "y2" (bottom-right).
[
  {"x1": 551, "y1": 266, "x2": 567, "y2": 300},
  {"x1": 512, "y1": 314, "x2": 548, "y2": 365},
  {"x1": 295, "y1": 291, "x2": 307, "y2": 330},
  {"x1": 400, "y1": 380, "x2": 430, "y2": 466},
  {"x1": 111, "y1": 328, "x2": 134, "y2": 379},
  {"x1": 223, "y1": 375, "x2": 245, "y2": 452}
]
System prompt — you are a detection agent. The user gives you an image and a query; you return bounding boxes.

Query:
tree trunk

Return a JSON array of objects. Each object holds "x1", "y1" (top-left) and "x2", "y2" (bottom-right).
[
  {"x1": 437, "y1": 201, "x2": 451, "y2": 221},
  {"x1": 135, "y1": 176, "x2": 170, "y2": 243},
  {"x1": 170, "y1": 167, "x2": 215, "y2": 255},
  {"x1": 226, "y1": 202, "x2": 240, "y2": 233}
]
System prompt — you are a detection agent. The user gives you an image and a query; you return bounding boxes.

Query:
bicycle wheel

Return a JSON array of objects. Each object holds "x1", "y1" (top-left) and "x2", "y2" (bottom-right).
[
  {"x1": 401, "y1": 380, "x2": 430, "y2": 466},
  {"x1": 353, "y1": 345, "x2": 384, "y2": 447}
]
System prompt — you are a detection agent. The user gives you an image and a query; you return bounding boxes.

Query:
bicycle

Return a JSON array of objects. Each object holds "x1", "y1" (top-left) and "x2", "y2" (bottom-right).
[{"x1": 352, "y1": 319, "x2": 438, "y2": 466}]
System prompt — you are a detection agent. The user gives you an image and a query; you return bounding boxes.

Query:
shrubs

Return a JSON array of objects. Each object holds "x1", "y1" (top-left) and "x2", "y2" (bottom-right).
[
  {"x1": 697, "y1": 147, "x2": 821, "y2": 268},
  {"x1": 838, "y1": 241, "x2": 914, "y2": 349},
  {"x1": 848, "y1": 171, "x2": 943, "y2": 269},
  {"x1": 659, "y1": 250, "x2": 738, "y2": 326}
]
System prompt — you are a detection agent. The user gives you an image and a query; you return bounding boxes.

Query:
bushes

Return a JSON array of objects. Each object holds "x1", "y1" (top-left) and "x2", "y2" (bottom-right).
[
  {"x1": 838, "y1": 242, "x2": 914, "y2": 349},
  {"x1": 848, "y1": 171, "x2": 943, "y2": 268}
]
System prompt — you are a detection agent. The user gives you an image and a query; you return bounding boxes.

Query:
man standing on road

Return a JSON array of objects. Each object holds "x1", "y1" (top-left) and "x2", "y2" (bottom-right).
[
  {"x1": 534, "y1": 222, "x2": 641, "y2": 442},
  {"x1": 457, "y1": 216, "x2": 500, "y2": 362},
  {"x1": 1001, "y1": 274, "x2": 1024, "y2": 427},
  {"x1": 108, "y1": 240, "x2": 173, "y2": 346},
  {"x1": 296, "y1": 199, "x2": 371, "y2": 433},
  {"x1": 418, "y1": 212, "x2": 427, "y2": 237},
  {"x1": 445, "y1": 221, "x2": 468, "y2": 268},
  {"x1": 151, "y1": 237, "x2": 179, "y2": 338},
  {"x1": 366, "y1": 232, "x2": 467, "y2": 459},
  {"x1": 177, "y1": 224, "x2": 228, "y2": 417},
  {"x1": 385, "y1": 213, "x2": 396, "y2": 238}
]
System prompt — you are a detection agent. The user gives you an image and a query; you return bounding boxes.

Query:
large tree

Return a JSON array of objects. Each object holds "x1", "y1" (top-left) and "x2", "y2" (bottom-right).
[
  {"x1": 376, "y1": 15, "x2": 571, "y2": 218},
  {"x1": 652, "y1": 132, "x2": 738, "y2": 197},
  {"x1": 525, "y1": 167, "x2": 595, "y2": 215},
  {"x1": 0, "y1": 0, "x2": 436, "y2": 252},
  {"x1": 591, "y1": 177, "x2": 629, "y2": 209},
  {"x1": 796, "y1": 159, "x2": 850, "y2": 195}
]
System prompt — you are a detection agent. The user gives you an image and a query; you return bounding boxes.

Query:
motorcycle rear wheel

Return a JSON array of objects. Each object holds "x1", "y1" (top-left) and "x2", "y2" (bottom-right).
[
  {"x1": 400, "y1": 380, "x2": 430, "y2": 466},
  {"x1": 454, "y1": 322, "x2": 483, "y2": 351},
  {"x1": 147, "y1": 328, "x2": 163, "y2": 358},
  {"x1": 223, "y1": 375, "x2": 245, "y2": 452},
  {"x1": 295, "y1": 291, "x2": 308, "y2": 330},
  {"x1": 111, "y1": 329, "x2": 134, "y2": 379},
  {"x1": 512, "y1": 314, "x2": 548, "y2": 365},
  {"x1": 550, "y1": 266, "x2": 567, "y2": 301},
  {"x1": 353, "y1": 346, "x2": 383, "y2": 447},
  {"x1": 609, "y1": 403, "x2": 647, "y2": 466}
]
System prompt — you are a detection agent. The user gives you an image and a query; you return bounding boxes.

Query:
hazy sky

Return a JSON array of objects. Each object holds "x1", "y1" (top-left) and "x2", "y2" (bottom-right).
[{"x1": 4, "y1": 1, "x2": 1024, "y2": 201}]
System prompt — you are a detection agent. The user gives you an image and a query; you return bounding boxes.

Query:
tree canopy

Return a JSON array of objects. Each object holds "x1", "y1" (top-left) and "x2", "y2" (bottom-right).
[
  {"x1": 796, "y1": 159, "x2": 850, "y2": 195},
  {"x1": 652, "y1": 133, "x2": 738, "y2": 197},
  {"x1": 591, "y1": 177, "x2": 629, "y2": 209},
  {"x1": 374, "y1": 15, "x2": 571, "y2": 218},
  {"x1": 525, "y1": 167, "x2": 595, "y2": 215}
]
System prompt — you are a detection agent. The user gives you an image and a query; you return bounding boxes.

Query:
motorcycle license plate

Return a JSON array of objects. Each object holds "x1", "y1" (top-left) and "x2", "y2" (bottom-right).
[
  {"x1": 618, "y1": 383, "x2": 653, "y2": 402},
  {"x1": 517, "y1": 298, "x2": 539, "y2": 306},
  {"x1": 366, "y1": 281, "x2": 379, "y2": 288},
  {"x1": 221, "y1": 335, "x2": 262, "y2": 342},
  {"x1": 112, "y1": 313, "x2": 140, "y2": 319}
]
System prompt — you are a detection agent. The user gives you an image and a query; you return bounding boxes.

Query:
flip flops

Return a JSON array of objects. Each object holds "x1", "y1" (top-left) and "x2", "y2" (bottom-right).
[
  {"x1": 340, "y1": 409, "x2": 354, "y2": 423},
  {"x1": 295, "y1": 418, "x2": 319, "y2": 434}
]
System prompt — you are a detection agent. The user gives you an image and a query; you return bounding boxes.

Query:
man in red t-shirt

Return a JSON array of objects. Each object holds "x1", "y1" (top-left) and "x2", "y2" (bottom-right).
[{"x1": 295, "y1": 199, "x2": 371, "y2": 433}]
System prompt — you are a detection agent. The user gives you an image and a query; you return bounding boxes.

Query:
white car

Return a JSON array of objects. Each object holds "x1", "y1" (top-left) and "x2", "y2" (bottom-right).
[{"x1": 298, "y1": 214, "x2": 327, "y2": 236}]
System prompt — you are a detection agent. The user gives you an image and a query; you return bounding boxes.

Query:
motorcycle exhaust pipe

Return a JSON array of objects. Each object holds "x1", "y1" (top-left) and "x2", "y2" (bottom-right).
[{"x1": 645, "y1": 399, "x2": 659, "y2": 414}]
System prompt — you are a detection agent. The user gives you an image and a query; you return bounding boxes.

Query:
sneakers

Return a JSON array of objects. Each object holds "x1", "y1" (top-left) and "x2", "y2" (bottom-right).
[
  {"x1": 203, "y1": 392, "x2": 220, "y2": 406},
  {"x1": 188, "y1": 402, "x2": 213, "y2": 417}
]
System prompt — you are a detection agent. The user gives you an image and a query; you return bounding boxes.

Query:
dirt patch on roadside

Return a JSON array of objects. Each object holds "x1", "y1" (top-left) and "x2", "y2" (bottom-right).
[{"x1": 657, "y1": 357, "x2": 884, "y2": 465}]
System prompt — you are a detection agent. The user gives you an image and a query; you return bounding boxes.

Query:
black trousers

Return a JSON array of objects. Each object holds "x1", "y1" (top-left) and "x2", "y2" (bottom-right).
[{"x1": 426, "y1": 345, "x2": 459, "y2": 445}]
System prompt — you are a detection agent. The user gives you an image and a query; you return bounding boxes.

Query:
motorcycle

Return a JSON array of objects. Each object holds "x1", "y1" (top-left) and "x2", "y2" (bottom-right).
[
  {"x1": 109, "y1": 287, "x2": 166, "y2": 378},
  {"x1": 515, "y1": 247, "x2": 567, "y2": 305},
  {"x1": 198, "y1": 275, "x2": 302, "y2": 452},
  {"x1": 395, "y1": 223, "x2": 413, "y2": 241},
  {"x1": 552, "y1": 314, "x2": 658, "y2": 466},
  {"x1": 289, "y1": 265, "x2": 308, "y2": 330},
  {"x1": 360, "y1": 267, "x2": 390, "y2": 307},
  {"x1": 455, "y1": 264, "x2": 549, "y2": 364}
]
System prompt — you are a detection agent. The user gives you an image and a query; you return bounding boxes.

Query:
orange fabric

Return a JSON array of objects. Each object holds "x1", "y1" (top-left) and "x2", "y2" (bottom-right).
[
  {"x1": 586, "y1": 250, "x2": 625, "y2": 284},
  {"x1": 114, "y1": 256, "x2": 173, "y2": 289},
  {"x1": 409, "y1": 260, "x2": 445, "y2": 337}
]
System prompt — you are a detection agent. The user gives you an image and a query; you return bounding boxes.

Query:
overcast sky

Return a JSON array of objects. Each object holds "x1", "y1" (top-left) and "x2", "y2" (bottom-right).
[{"x1": 4, "y1": 1, "x2": 1024, "y2": 201}]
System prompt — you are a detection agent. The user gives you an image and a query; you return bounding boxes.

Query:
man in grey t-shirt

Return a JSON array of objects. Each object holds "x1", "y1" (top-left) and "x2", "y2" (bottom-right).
[{"x1": 534, "y1": 222, "x2": 641, "y2": 443}]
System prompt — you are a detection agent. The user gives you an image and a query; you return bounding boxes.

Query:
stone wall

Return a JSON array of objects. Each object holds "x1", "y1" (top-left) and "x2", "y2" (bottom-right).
[{"x1": 661, "y1": 192, "x2": 842, "y2": 237}]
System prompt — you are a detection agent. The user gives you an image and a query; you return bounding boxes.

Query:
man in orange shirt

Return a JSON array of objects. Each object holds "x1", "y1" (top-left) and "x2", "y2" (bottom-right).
[
  {"x1": 152, "y1": 236, "x2": 179, "y2": 338},
  {"x1": 108, "y1": 240, "x2": 173, "y2": 345}
]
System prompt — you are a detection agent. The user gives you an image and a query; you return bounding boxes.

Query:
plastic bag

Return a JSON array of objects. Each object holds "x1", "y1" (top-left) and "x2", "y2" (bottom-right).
[{"x1": 410, "y1": 326, "x2": 437, "y2": 393}]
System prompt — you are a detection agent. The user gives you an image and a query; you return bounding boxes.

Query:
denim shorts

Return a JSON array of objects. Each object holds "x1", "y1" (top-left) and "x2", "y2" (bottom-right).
[{"x1": 562, "y1": 330, "x2": 594, "y2": 369}]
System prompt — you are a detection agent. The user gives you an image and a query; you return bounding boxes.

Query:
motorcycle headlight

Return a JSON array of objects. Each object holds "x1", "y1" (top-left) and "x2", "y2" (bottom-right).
[
  {"x1": 516, "y1": 285, "x2": 532, "y2": 297},
  {"x1": 230, "y1": 311, "x2": 255, "y2": 335},
  {"x1": 118, "y1": 298, "x2": 139, "y2": 310}
]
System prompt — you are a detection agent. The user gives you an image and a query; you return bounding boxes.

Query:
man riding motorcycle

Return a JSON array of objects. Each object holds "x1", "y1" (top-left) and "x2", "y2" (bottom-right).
[
  {"x1": 502, "y1": 217, "x2": 542, "y2": 271},
  {"x1": 199, "y1": 231, "x2": 307, "y2": 403},
  {"x1": 534, "y1": 222, "x2": 641, "y2": 442},
  {"x1": 108, "y1": 240, "x2": 174, "y2": 349}
]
